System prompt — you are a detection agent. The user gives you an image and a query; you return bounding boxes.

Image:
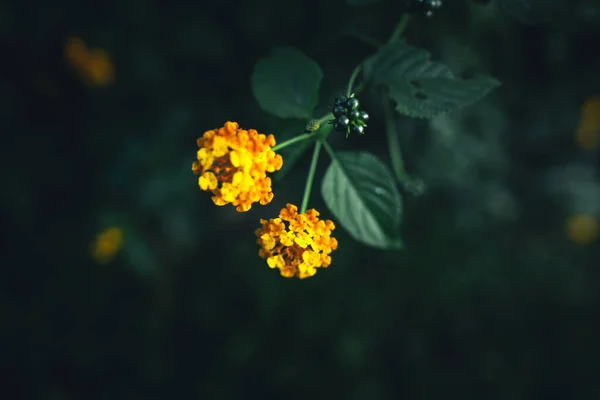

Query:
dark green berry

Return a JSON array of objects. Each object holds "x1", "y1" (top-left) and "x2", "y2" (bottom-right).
[
  {"x1": 345, "y1": 97, "x2": 359, "y2": 110},
  {"x1": 334, "y1": 95, "x2": 348, "y2": 107},
  {"x1": 405, "y1": 0, "x2": 442, "y2": 17},
  {"x1": 337, "y1": 115, "x2": 350, "y2": 127},
  {"x1": 349, "y1": 109, "x2": 360, "y2": 121},
  {"x1": 333, "y1": 122, "x2": 345, "y2": 132},
  {"x1": 358, "y1": 111, "x2": 369, "y2": 122},
  {"x1": 351, "y1": 125, "x2": 364, "y2": 136},
  {"x1": 333, "y1": 106, "x2": 346, "y2": 118}
]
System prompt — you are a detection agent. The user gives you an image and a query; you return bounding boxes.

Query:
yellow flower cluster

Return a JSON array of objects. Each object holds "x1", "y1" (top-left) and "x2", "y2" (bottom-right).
[
  {"x1": 256, "y1": 203, "x2": 338, "y2": 279},
  {"x1": 64, "y1": 36, "x2": 114, "y2": 87},
  {"x1": 192, "y1": 122, "x2": 283, "y2": 212},
  {"x1": 91, "y1": 227, "x2": 124, "y2": 264},
  {"x1": 566, "y1": 214, "x2": 598, "y2": 245},
  {"x1": 575, "y1": 96, "x2": 600, "y2": 151}
]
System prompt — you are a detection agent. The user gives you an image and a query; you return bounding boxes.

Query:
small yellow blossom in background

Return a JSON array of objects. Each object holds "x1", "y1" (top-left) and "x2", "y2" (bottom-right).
[
  {"x1": 64, "y1": 37, "x2": 88, "y2": 69},
  {"x1": 575, "y1": 96, "x2": 600, "y2": 151},
  {"x1": 566, "y1": 214, "x2": 599, "y2": 245},
  {"x1": 91, "y1": 227, "x2": 124, "y2": 264},
  {"x1": 192, "y1": 121, "x2": 283, "y2": 212},
  {"x1": 255, "y1": 203, "x2": 338, "y2": 279},
  {"x1": 64, "y1": 36, "x2": 114, "y2": 87}
]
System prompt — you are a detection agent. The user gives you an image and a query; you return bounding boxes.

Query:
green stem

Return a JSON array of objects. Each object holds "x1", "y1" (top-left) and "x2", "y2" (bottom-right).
[
  {"x1": 383, "y1": 96, "x2": 409, "y2": 182},
  {"x1": 321, "y1": 138, "x2": 338, "y2": 162},
  {"x1": 317, "y1": 113, "x2": 333, "y2": 126},
  {"x1": 353, "y1": 81, "x2": 366, "y2": 96},
  {"x1": 346, "y1": 65, "x2": 362, "y2": 98},
  {"x1": 272, "y1": 132, "x2": 313, "y2": 152},
  {"x1": 387, "y1": 14, "x2": 410, "y2": 44},
  {"x1": 300, "y1": 140, "x2": 322, "y2": 213},
  {"x1": 381, "y1": 14, "x2": 411, "y2": 182}
]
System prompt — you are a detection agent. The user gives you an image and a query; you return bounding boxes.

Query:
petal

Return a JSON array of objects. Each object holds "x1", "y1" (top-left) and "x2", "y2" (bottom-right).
[
  {"x1": 212, "y1": 136, "x2": 229, "y2": 157},
  {"x1": 199, "y1": 172, "x2": 218, "y2": 190},
  {"x1": 211, "y1": 196, "x2": 228, "y2": 206},
  {"x1": 229, "y1": 150, "x2": 240, "y2": 167},
  {"x1": 231, "y1": 171, "x2": 243, "y2": 186}
]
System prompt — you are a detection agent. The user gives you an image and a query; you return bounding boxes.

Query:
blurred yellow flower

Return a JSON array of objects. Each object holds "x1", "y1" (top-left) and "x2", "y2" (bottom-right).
[
  {"x1": 92, "y1": 226, "x2": 124, "y2": 264},
  {"x1": 192, "y1": 121, "x2": 283, "y2": 212},
  {"x1": 64, "y1": 36, "x2": 114, "y2": 87},
  {"x1": 255, "y1": 203, "x2": 338, "y2": 279},
  {"x1": 575, "y1": 96, "x2": 600, "y2": 151},
  {"x1": 64, "y1": 37, "x2": 88, "y2": 69},
  {"x1": 566, "y1": 214, "x2": 598, "y2": 245}
]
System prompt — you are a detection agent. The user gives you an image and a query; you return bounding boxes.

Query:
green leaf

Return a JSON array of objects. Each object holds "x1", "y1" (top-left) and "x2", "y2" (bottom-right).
[
  {"x1": 251, "y1": 46, "x2": 323, "y2": 119},
  {"x1": 362, "y1": 40, "x2": 500, "y2": 119},
  {"x1": 321, "y1": 151, "x2": 403, "y2": 250}
]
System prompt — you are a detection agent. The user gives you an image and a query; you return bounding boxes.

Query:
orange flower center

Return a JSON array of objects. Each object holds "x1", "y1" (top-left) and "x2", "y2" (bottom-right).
[
  {"x1": 210, "y1": 155, "x2": 238, "y2": 183},
  {"x1": 276, "y1": 242, "x2": 305, "y2": 265}
]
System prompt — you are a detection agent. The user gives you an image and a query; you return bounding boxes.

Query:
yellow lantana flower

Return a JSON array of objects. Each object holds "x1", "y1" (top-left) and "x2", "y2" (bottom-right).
[
  {"x1": 575, "y1": 96, "x2": 600, "y2": 151},
  {"x1": 192, "y1": 121, "x2": 283, "y2": 212},
  {"x1": 566, "y1": 214, "x2": 598, "y2": 245},
  {"x1": 255, "y1": 203, "x2": 338, "y2": 279},
  {"x1": 91, "y1": 226, "x2": 123, "y2": 264},
  {"x1": 64, "y1": 36, "x2": 114, "y2": 87}
]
